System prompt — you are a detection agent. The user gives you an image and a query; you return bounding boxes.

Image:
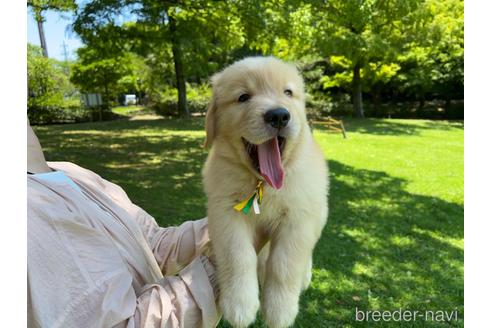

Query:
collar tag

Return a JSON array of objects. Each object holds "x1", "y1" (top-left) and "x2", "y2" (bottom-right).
[{"x1": 233, "y1": 180, "x2": 264, "y2": 215}]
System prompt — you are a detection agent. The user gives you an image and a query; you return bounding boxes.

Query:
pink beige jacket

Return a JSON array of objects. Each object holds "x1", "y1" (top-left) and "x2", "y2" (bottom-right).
[{"x1": 27, "y1": 162, "x2": 219, "y2": 328}]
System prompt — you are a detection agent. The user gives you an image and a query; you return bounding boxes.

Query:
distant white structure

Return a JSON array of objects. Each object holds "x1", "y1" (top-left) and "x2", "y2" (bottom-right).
[
  {"x1": 81, "y1": 93, "x2": 103, "y2": 107},
  {"x1": 124, "y1": 94, "x2": 137, "y2": 106}
]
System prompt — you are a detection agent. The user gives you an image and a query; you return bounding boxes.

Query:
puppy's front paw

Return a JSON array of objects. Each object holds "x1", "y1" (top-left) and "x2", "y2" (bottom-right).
[
  {"x1": 261, "y1": 287, "x2": 299, "y2": 328},
  {"x1": 220, "y1": 287, "x2": 259, "y2": 328}
]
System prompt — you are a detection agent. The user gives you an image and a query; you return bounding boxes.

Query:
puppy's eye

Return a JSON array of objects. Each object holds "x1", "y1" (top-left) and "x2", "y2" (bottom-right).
[
  {"x1": 238, "y1": 94, "x2": 251, "y2": 103},
  {"x1": 284, "y1": 89, "x2": 293, "y2": 97}
]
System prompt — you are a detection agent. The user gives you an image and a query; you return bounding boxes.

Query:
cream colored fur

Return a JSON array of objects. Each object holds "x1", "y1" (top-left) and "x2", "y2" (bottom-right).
[{"x1": 203, "y1": 56, "x2": 328, "y2": 328}]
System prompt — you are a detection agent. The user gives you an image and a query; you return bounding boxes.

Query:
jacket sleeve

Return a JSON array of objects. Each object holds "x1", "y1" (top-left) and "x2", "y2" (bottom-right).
[
  {"x1": 83, "y1": 165, "x2": 211, "y2": 275},
  {"x1": 59, "y1": 161, "x2": 211, "y2": 275},
  {"x1": 109, "y1": 182, "x2": 211, "y2": 276},
  {"x1": 53, "y1": 255, "x2": 218, "y2": 328},
  {"x1": 133, "y1": 210, "x2": 210, "y2": 275},
  {"x1": 30, "y1": 165, "x2": 219, "y2": 328},
  {"x1": 128, "y1": 255, "x2": 219, "y2": 328}
]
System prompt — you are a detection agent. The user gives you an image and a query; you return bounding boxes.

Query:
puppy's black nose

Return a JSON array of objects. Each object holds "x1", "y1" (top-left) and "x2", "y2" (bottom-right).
[{"x1": 264, "y1": 108, "x2": 290, "y2": 129}]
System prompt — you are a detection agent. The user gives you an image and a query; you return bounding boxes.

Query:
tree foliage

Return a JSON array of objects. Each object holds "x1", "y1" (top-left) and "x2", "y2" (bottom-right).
[
  {"x1": 27, "y1": 0, "x2": 76, "y2": 22},
  {"x1": 28, "y1": 43, "x2": 82, "y2": 124},
  {"x1": 70, "y1": 46, "x2": 134, "y2": 106},
  {"x1": 72, "y1": 0, "x2": 248, "y2": 116},
  {"x1": 261, "y1": 0, "x2": 427, "y2": 117},
  {"x1": 397, "y1": 0, "x2": 464, "y2": 103}
]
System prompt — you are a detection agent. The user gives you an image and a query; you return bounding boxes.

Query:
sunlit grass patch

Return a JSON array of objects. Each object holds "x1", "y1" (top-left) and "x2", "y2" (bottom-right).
[{"x1": 111, "y1": 105, "x2": 146, "y2": 116}]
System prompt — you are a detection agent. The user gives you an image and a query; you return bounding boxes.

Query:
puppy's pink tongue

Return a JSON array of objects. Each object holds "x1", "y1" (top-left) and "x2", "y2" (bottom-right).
[{"x1": 258, "y1": 138, "x2": 284, "y2": 189}]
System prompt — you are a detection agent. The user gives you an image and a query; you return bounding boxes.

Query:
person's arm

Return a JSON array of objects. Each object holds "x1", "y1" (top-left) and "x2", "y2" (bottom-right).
[
  {"x1": 130, "y1": 255, "x2": 218, "y2": 328},
  {"x1": 40, "y1": 255, "x2": 219, "y2": 328},
  {"x1": 28, "y1": 181, "x2": 219, "y2": 328},
  {"x1": 131, "y1": 207, "x2": 210, "y2": 275},
  {"x1": 71, "y1": 164, "x2": 211, "y2": 275},
  {"x1": 27, "y1": 120, "x2": 52, "y2": 174}
]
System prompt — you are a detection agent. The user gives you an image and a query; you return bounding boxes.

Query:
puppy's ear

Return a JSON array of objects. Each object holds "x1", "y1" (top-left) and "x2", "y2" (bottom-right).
[{"x1": 204, "y1": 96, "x2": 217, "y2": 148}]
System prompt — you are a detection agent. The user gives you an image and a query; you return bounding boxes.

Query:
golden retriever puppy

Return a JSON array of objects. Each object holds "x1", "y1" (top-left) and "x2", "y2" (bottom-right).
[{"x1": 203, "y1": 56, "x2": 328, "y2": 328}]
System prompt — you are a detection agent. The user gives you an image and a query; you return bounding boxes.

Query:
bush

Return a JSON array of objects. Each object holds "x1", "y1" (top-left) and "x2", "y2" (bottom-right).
[
  {"x1": 305, "y1": 92, "x2": 353, "y2": 119},
  {"x1": 150, "y1": 83, "x2": 211, "y2": 116},
  {"x1": 28, "y1": 96, "x2": 92, "y2": 124},
  {"x1": 364, "y1": 100, "x2": 464, "y2": 120},
  {"x1": 305, "y1": 92, "x2": 464, "y2": 120},
  {"x1": 27, "y1": 43, "x2": 91, "y2": 124}
]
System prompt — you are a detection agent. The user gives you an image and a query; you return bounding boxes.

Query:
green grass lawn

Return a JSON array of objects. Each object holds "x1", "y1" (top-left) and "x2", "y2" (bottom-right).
[
  {"x1": 111, "y1": 105, "x2": 147, "y2": 117},
  {"x1": 34, "y1": 117, "x2": 464, "y2": 327}
]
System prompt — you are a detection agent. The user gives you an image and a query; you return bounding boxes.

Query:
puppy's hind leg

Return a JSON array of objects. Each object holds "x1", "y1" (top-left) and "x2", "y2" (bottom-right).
[{"x1": 209, "y1": 210, "x2": 259, "y2": 328}]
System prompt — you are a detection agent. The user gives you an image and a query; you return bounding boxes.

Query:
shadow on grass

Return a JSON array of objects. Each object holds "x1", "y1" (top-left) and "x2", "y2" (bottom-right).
[
  {"x1": 211, "y1": 161, "x2": 463, "y2": 328},
  {"x1": 296, "y1": 160, "x2": 463, "y2": 327},
  {"x1": 314, "y1": 118, "x2": 464, "y2": 137}
]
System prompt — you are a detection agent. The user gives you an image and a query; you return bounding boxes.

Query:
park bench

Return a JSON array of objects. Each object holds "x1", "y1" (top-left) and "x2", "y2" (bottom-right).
[{"x1": 309, "y1": 117, "x2": 347, "y2": 139}]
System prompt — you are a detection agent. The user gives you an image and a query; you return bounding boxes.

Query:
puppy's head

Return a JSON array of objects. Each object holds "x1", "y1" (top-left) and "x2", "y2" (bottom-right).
[{"x1": 205, "y1": 56, "x2": 307, "y2": 189}]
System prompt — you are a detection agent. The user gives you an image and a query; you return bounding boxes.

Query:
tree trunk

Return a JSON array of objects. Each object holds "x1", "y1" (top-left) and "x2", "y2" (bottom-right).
[
  {"x1": 168, "y1": 14, "x2": 189, "y2": 117},
  {"x1": 419, "y1": 96, "x2": 425, "y2": 109},
  {"x1": 36, "y1": 18, "x2": 49, "y2": 57},
  {"x1": 352, "y1": 62, "x2": 364, "y2": 118},
  {"x1": 98, "y1": 106, "x2": 103, "y2": 122},
  {"x1": 101, "y1": 83, "x2": 109, "y2": 121},
  {"x1": 445, "y1": 96, "x2": 451, "y2": 112},
  {"x1": 372, "y1": 84, "x2": 382, "y2": 117}
]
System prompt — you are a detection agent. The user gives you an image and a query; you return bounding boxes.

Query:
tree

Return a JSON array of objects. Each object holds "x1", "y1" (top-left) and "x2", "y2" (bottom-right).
[
  {"x1": 28, "y1": 43, "x2": 69, "y2": 97},
  {"x1": 70, "y1": 44, "x2": 135, "y2": 120},
  {"x1": 27, "y1": 0, "x2": 77, "y2": 57},
  {"x1": 250, "y1": 0, "x2": 426, "y2": 117},
  {"x1": 305, "y1": 0, "x2": 428, "y2": 117},
  {"x1": 73, "y1": 0, "x2": 245, "y2": 117},
  {"x1": 28, "y1": 43, "x2": 79, "y2": 123},
  {"x1": 397, "y1": 0, "x2": 464, "y2": 108},
  {"x1": 115, "y1": 53, "x2": 149, "y2": 103}
]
